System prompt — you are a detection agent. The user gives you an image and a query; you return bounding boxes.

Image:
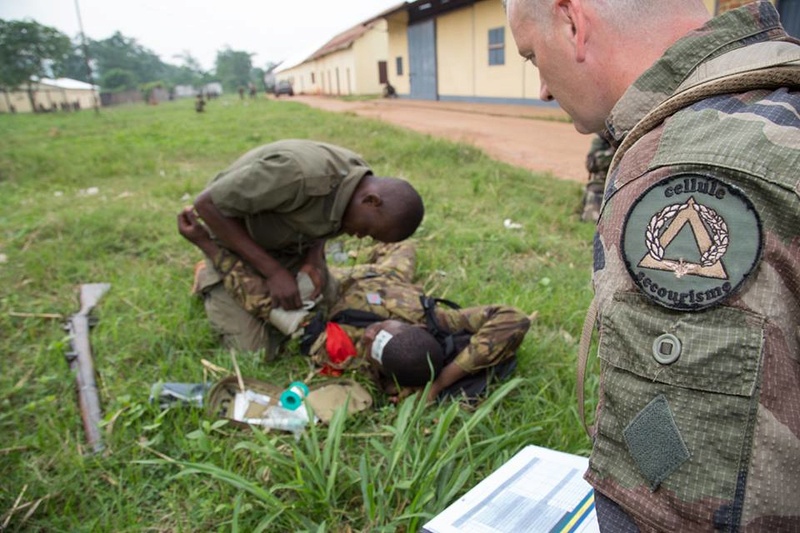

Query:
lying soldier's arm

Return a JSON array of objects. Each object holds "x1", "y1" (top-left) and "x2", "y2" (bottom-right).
[{"x1": 427, "y1": 305, "x2": 531, "y2": 401}]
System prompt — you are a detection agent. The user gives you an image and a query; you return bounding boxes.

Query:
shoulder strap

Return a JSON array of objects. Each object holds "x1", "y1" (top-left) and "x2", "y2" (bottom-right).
[
  {"x1": 420, "y1": 295, "x2": 468, "y2": 359},
  {"x1": 329, "y1": 309, "x2": 387, "y2": 327}
]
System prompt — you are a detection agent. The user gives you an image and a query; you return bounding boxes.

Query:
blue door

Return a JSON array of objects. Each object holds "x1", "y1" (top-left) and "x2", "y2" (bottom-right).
[{"x1": 408, "y1": 19, "x2": 437, "y2": 100}]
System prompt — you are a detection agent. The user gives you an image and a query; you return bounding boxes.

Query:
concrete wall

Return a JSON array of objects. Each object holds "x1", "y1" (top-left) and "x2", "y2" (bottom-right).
[
  {"x1": 391, "y1": 0, "x2": 541, "y2": 104},
  {"x1": 277, "y1": 20, "x2": 388, "y2": 96},
  {"x1": 352, "y1": 19, "x2": 390, "y2": 95},
  {"x1": 387, "y1": 11, "x2": 410, "y2": 94},
  {"x1": 1, "y1": 84, "x2": 98, "y2": 113}
]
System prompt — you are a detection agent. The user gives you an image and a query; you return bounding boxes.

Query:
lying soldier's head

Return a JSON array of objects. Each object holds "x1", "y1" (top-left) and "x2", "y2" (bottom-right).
[{"x1": 362, "y1": 319, "x2": 444, "y2": 386}]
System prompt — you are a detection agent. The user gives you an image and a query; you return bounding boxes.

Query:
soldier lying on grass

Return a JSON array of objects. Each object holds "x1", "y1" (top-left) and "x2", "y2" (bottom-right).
[{"x1": 179, "y1": 208, "x2": 531, "y2": 403}]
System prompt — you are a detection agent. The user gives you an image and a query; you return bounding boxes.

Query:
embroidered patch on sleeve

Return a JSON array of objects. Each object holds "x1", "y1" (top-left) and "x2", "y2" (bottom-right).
[{"x1": 621, "y1": 174, "x2": 762, "y2": 310}]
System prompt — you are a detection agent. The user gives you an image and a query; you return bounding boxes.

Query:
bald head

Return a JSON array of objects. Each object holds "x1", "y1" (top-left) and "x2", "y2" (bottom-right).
[
  {"x1": 506, "y1": 0, "x2": 711, "y2": 133},
  {"x1": 341, "y1": 175, "x2": 424, "y2": 243}
]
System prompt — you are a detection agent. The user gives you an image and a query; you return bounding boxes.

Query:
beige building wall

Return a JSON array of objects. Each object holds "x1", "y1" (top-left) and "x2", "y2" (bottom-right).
[
  {"x1": 704, "y1": 0, "x2": 779, "y2": 15},
  {"x1": 277, "y1": 59, "x2": 324, "y2": 95},
  {"x1": 387, "y1": 12, "x2": 410, "y2": 94},
  {"x1": 432, "y1": 0, "x2": 541, "y2": 102},
  {"x1": 1, "y1": 83, "x2": 98, "y2": 113},
  {"x1": 277, "y1": 21, "x2": 388, "y2": 96},
  {"x1": 436, "y1": 8, "x2": 475, "y2": 96},
  {"x1": 473, "y1": 0, "x2": 540, "y2": 99},
  {"x1": 352, "y1": 20, "x2": 389, "y2": 95},
  {"x1": 321, "y1": 53, "x2": 352, "y2": 95}
]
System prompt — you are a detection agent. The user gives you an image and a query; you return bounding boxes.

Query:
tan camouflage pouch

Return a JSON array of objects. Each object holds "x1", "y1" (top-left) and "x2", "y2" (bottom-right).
[{"x1": 206, "y1": 376, "x2": 372, "y2": 428}]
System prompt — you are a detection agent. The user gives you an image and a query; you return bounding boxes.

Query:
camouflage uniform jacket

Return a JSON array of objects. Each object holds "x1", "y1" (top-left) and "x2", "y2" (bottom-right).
[
  {"x1": 309, "y1": 242, "x2": 531, "y2": 376},
  {"x1": 587, "y1": 2, "x2": 800, "y2": 531}
]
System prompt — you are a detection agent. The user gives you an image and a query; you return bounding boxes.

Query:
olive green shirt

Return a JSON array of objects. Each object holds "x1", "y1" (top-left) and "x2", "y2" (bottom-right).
[{"x1": 206, "y1": 139, "x2": 372, "y2": 266}]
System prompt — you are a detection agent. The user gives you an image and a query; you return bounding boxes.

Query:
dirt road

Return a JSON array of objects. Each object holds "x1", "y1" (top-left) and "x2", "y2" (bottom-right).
[{"x1": 288, "y1": 95, "x2": 593, "y2": 183}]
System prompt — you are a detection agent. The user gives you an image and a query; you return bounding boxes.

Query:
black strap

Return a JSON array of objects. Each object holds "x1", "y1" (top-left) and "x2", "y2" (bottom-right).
[
  {"x1": 420, "y1": 295, "x2": 470, "y2": 360},
  {"x1": 330, "y1": 309, "x2": 387, "y2": 328}
]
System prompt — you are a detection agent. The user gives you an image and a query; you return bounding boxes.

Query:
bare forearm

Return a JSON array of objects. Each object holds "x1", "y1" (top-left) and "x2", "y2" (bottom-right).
[
  {"x1": 194, "y1": 190, "x2": 285, "y2": 279},
  {"x1": 303, "y1": 239, "x2": 326, "y2": 269},
  {"x1": 428, "y1": 363, "x2": 470, "y2": 401}
]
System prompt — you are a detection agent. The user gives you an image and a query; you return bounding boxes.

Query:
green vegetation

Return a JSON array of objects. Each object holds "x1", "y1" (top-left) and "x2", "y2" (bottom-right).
[
  {"x1": 0, "y1": 18, "x2": 271, "y2": 102},
  {"x1": 0, "y1": 95, "x2": 597, "y2": 531}
]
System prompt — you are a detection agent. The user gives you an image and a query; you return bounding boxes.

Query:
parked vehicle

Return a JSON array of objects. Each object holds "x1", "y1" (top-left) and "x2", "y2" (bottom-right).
[{"x1": 274, "y1": 80, "x2": 294, "y2": 97}]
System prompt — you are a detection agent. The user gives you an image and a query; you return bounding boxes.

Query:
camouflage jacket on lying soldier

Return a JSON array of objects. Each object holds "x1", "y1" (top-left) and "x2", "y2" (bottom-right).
[
  {"x1": 211, "y1": 241, "x2": 531, "y2": 396},
  {"x1": 587, "y1": 3, "x2": 800, "y2": 531},
  {"x1": 312, "y1": 243, "x2": 529, "y2": 379}
]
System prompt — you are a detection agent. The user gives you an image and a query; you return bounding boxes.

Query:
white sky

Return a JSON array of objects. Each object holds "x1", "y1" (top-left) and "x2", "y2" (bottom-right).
[{"x1": 0, "y1": 0, "x2": 406, "y2": 71}]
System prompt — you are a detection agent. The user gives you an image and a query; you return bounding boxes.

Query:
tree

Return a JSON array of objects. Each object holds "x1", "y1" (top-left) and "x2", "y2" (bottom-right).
[
  {"x1": 215, "y1": 48, "x2": 253, "y2": 93},
  {"x1": 91, "y1": 32, "x2": 169, "y2": 87},
  {"x1": 100, "y1": 68, "x2": 137, "y2": 92},
  {"x1": 55, "y1": 38, "x2": 94, "y2": 83},
  {"x1": 251, "y1": 67, "x2": 265, "y2": 91},
  {"x1": 0, "y1": 19, "x2": 72, "y2": 111},
  {"x1": 171, "y1": 51, "x2": 208, "y2": 88}
]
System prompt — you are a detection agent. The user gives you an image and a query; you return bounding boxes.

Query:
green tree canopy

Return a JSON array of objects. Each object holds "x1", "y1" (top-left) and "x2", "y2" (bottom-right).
[
  {"x1": 215, "y1": 48, "x2": 253, "y2": 92},
  {"x1": 100, "y1": 68, "x2": 137, "y2": 92},
  {"x1": 56, "y1": 37, "x2": 94, "y2": 83},
  {"x1": 170, "y1": 51, "x2": 209, "y2": 88},
  {"x1": 91, "y1": 32, "x2": 168, "y2": 85},
  {"x1": 0, "y1": 19, "x2": 72, "y2": 90}
]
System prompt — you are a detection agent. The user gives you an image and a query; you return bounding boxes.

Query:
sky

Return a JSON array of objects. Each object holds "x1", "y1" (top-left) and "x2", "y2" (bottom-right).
[{"x1": 0, "y1": 0, "x2": 406, "y2": 71}]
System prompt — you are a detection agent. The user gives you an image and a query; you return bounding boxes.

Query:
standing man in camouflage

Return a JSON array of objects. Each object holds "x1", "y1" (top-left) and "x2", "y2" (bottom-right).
[
  {"x1": 507, "y1": 0, "x2": 799, "y2": 530},
  {"x1": 581, "y1": 134, "x2": 614, "y2": 222}
]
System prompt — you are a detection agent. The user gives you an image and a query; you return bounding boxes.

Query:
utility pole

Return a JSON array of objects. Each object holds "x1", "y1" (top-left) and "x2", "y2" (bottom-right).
[{"x1": 74, "y1": 0, "x2": 99, "y2": 114}]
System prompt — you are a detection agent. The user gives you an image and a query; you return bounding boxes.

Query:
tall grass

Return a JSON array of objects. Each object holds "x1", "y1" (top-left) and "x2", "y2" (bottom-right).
[{"x1": 0, "y1": 95, "x2": 597, "y2": 531}]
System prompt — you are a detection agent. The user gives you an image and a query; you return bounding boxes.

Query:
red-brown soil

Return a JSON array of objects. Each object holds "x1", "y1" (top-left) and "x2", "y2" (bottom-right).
[{"x1": 288, "y1": 95, "x2": 593, "y2": 183}]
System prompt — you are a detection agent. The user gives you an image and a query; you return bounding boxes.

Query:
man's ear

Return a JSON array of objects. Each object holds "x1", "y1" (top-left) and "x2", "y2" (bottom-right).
[
  {"x1": 362, "y1": 192, "x2": 383, "y2": 207},
  {"x1": 557, "y1": 0, "x2": 588, "y2": 62}
]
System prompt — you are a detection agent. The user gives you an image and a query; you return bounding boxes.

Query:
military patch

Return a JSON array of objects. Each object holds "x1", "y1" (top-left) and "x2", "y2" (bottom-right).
[{"x1": 622, "y1": 175, "x2": 762, "y2": 310}]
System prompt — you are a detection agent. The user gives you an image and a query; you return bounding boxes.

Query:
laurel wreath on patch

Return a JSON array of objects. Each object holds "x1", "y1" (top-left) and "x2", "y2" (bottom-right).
[
  {"x1": 693, "y1": 203, "x2": 729, "y2": 266},
  {"x1": 645, "y1": 202, "x2": 729, "y2": 266}
]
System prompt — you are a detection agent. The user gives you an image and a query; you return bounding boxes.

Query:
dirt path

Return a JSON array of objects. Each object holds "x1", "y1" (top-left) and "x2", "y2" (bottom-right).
[{"x1": 287, "y1": 95, "x2": 593, "y2": 183}]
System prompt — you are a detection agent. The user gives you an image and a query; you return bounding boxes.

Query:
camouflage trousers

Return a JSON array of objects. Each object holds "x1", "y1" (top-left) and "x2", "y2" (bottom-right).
[
  {"x1": 580, "y1": 172, "x2": 606, "y2": 223},
  {"x1": 193, "y1": 247, "x2": 337, "y2": 359}
]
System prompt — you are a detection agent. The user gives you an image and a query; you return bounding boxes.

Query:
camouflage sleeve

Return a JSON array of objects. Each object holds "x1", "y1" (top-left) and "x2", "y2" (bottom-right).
[
  {"x1": 363, "y1": 241, "x2": 417, "y2": 282},
  {"x1": 329, "y1": 242, "x2": 417, "y2": 284},
  {"x1": 435, "y1": 305, "x2": 531, "y2": 373},
  {"x1": 211, "y1": 247, "x2": 273, "y2": 321}
]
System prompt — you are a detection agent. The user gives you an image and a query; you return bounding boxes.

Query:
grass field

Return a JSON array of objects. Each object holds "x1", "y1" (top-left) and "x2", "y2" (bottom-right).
[{"x1": 0, "y1": 95, "x2": 598, "y2": 531}]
